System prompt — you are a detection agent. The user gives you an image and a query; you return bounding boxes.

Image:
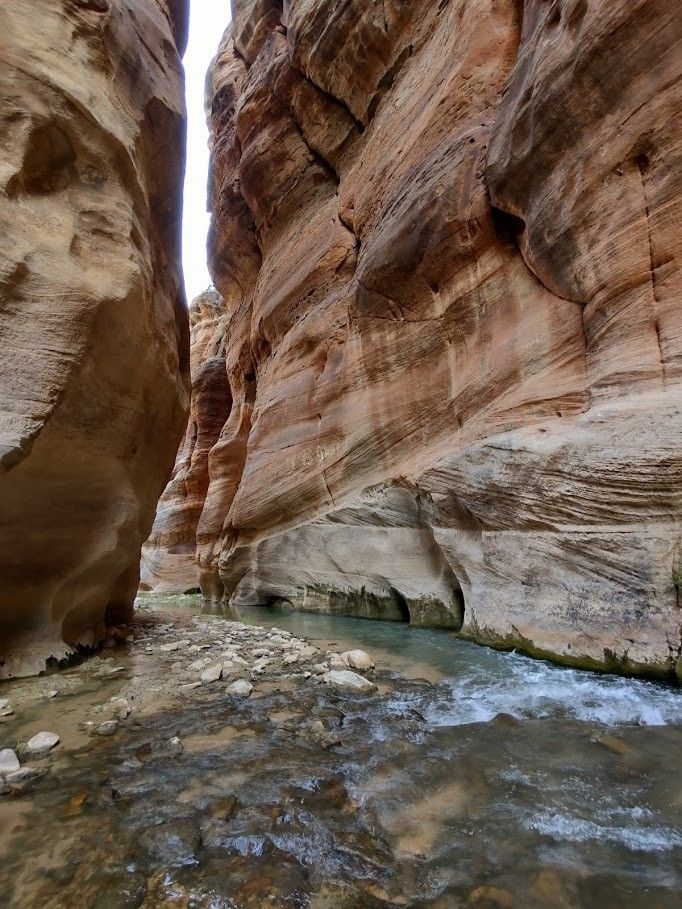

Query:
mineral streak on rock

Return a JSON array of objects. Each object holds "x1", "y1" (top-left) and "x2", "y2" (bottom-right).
[
  {"x1": 160, "y1": 0, "x2": 680, "y2": 678},
  {"x1": 0, "y1": 0, "x2": 191, "y2": 678}
]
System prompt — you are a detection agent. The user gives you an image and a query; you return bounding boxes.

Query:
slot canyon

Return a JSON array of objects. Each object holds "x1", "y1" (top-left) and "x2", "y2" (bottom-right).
[
  {"x1": 141, "y1": 0, "x2": 682, "y2": 680},
  {"x1": 0, "y1": 1, "x2": 681, "y2": 907}
]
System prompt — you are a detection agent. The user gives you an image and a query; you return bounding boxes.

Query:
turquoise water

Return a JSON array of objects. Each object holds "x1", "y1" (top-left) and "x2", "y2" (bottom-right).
[{"x1": 1, "y1": 595, "x2": 680, "y2": 907}]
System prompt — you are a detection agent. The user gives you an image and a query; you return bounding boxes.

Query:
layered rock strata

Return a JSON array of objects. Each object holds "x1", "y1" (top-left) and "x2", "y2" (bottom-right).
[
  {"x1": 161, "y1": 0, "x2": 680, "y2": 678},
  {"x1": 0, "y1": 0, "x2": 190, "y2": 677},
  {"x1": 141, "y1": 289, "x2": 231, "y2": 593}
]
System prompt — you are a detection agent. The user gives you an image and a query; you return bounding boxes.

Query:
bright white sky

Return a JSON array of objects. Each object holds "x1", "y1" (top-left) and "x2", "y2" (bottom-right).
[{"x1": 181, "y1": 1, "x2": 230, "y2": 303}]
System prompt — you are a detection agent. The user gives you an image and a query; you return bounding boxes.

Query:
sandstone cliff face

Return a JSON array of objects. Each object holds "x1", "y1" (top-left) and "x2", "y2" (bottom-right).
[
  {"x1": 155, "y1": 0, "x2": 680, "y2": 678},
  {"x1": 0, "y1": 0, "x2": 190, "y2": 677},
  {"x1": 141, "y1": 289, "x2": 231, "y2": 593}
]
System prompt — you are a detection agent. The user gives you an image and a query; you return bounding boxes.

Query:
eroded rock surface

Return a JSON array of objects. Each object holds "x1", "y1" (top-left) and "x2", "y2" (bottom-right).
[
  {"x1": 0, "y1": 0, "x2": 190, "y2": 677},
  {"x1": 141, "y1": 289, "x2": 231, "y2": 593},
  {"x1": 153, "y1": 0, "x2": 681, "y2": 678}
]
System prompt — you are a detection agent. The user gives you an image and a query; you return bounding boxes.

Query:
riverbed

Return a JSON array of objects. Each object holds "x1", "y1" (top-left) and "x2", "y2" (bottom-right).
[{"x1": 0, "y1": 594, "x2": 680, "y2": 908}]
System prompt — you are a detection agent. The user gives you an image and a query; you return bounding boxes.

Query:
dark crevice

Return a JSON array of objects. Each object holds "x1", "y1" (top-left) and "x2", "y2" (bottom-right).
[
  {"x1": 388, "y1": 588, "x2": 411, "y2": 623},
  {"x1": 287, "y1": 53, "x2": 365, "y2": 134}
]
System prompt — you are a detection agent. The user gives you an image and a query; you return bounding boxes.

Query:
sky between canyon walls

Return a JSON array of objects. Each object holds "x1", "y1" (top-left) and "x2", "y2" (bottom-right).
[{"x1": 182, "y1": 0, "x2": 228, "y2": 302}]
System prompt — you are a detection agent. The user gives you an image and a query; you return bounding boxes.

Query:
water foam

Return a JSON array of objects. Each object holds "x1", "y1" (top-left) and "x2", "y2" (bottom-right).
[{"x1": 386, "y1": 651, "x2": 682, "y2": 728}]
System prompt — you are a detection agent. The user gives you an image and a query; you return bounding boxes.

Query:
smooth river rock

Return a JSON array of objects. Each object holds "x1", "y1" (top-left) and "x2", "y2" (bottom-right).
[
  {"x1": 0, "y1": 0, "x2": 191, "y2": 678},
  {"x1": 26, "y1": 731, "x2": 60, "y2": 754},
  {"x1": 341, "y1": 650, "x2": 374, "y2": 671},
  {"x1": 0, "y1": 749, "x2": 20, "y2": 775},
  {"x1": 323, "y1": 670, "x2": 377, "y2": 695},
  {"x1": 226, "y1": 679, "x2": 253, "y2": 698},
  {"x1": 151, "y1": 0, "x2": 681, "y2": 679}
]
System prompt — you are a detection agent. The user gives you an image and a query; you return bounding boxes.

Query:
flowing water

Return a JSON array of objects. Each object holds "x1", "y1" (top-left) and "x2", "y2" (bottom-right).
[{"x1": 0, "y1": 595, "x2": 680, "y2": 908}]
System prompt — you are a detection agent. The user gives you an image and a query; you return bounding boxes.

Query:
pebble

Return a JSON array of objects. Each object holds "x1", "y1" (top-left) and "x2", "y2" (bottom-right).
[
  {"x1": 158, "y1": 640, "x2": 191, "y2": 653},
  {"x1": 0, "y1": 749, "x2": 20, "y2": 775},
  {"x1": 26, "y1": 731, "x2": 60, "y2": 754},
  {"x1": 226, "y1": 679, "x2": 253, "y2": 698},
  {"x1": 200, "y1": 663, "x2": 223, "y2": 684},
  {"x1": 270, "y1": 628, "x2": 291, "y2": 637},
  {"x1": 341, "y1": 649, "x2": 374, "y2": 671},
  {"x1": 322, "y1": 670, "x2": 377, "y2": 694},
  {"x1": 252, "y1": 658, "x2": 272, "y2": 672},
  {"x1": 187, "y1": 657, "x2": 213, "y2": 672},
  {"x1": 297, "y1": 645, "x2": 319, "y2": 659},
  {"x1": 327, "y1": 653, "x2": 347, "y2": 670},
  {"x1": 283, "y1": 653, "x2": 299, "y2": 665},
  {"x1": 180, "y1": 682, "x2": 202, "y2": 693}
]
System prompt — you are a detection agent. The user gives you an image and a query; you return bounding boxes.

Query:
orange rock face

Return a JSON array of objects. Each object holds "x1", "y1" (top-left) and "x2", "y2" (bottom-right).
[
  {"x1": 160, "y1": 0, "x2": 680, "y2": 678},
  {"x1": 141, "y1": 289, "x2": 231, "y2": 593},
  {"x1": 0, "y1": 0, "x2": 190, "y2": 677}
]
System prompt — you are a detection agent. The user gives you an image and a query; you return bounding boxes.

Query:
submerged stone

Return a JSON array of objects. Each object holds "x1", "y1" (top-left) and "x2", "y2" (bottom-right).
[
  {"x1": 26, "y1": 731, "x2": 60, "y2": 754},
  {"x1": 0, "y1": 748, "x2": 20, "y2": 775}
]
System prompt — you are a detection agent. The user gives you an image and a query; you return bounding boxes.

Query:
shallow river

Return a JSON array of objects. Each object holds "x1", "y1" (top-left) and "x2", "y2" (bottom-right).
[{"x1": 0, "y1": 596, "x2": 681, "y2": 908}]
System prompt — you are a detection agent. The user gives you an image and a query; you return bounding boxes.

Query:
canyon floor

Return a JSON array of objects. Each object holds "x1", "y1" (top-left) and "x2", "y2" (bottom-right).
[{"x1": 0, "y1": 597, "x2": 680, "y2": 908}]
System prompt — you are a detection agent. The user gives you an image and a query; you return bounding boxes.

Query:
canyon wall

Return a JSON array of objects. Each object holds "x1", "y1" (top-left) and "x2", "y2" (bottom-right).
[
  {"x1": 141, "y1": 288, "x2": 231, "y2": 593},
  {"x1": 155, "y1": 0, "x2": 680, "y2": 679},
  {"x1": 0, "y1": 0, "x2": 190, "y2": 677}
]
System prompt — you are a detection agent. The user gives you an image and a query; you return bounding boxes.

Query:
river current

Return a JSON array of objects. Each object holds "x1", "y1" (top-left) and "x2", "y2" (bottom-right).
[{"x1": 0, "y1": 595, "x2": 680, "y2": 908}]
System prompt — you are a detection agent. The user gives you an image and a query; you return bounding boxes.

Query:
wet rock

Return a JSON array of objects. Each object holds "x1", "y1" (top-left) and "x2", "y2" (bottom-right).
[
  {"x1": 467, "y1": 885, "x2": 516, "y2": 908},
  {"x1": 200, "y1": 663, "x2": 223, "y2": 684},
  {"x1": 0, "y1": 766, "x2": 42, "y2": 795},
  {"x1": 0, "y1": 748, "x2": 20, "y2": 775},
  {"x1": 297, "y1": 719, "x2": 341, "y2": 750},
  {"x1": 26, "y1": 731, "x2": 60, "y2": 754},
  {"x1": 323, "y1": 670, "x2": 377, "y2": 695},
  {"x1": 208, "y1": 794, "x2": 239, "y2": 820},
  {"x1": 138, "y1": 819, "x2": 200, "y2": 867},
  {"x1": 94, "y1": 720, "x2": 119, "y2": 737},
  {"x1": 313, "y1": 663, "x2": 329, "y2": 675},
  {"x1": 227, "y1": 679, "x2": 253, "y2": 698},
  {"x1": 341, "y1": 649, "x2": 374, "y2": 671}
]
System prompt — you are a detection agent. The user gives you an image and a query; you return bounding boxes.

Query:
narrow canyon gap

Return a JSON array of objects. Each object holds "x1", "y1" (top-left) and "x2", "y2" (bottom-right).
[
  {"x1": 143, "y1": 0, "x2": 682, "y2": 680},
  {"x1": 0, "y1": 0, "x2": 191, "y2": 678}
]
